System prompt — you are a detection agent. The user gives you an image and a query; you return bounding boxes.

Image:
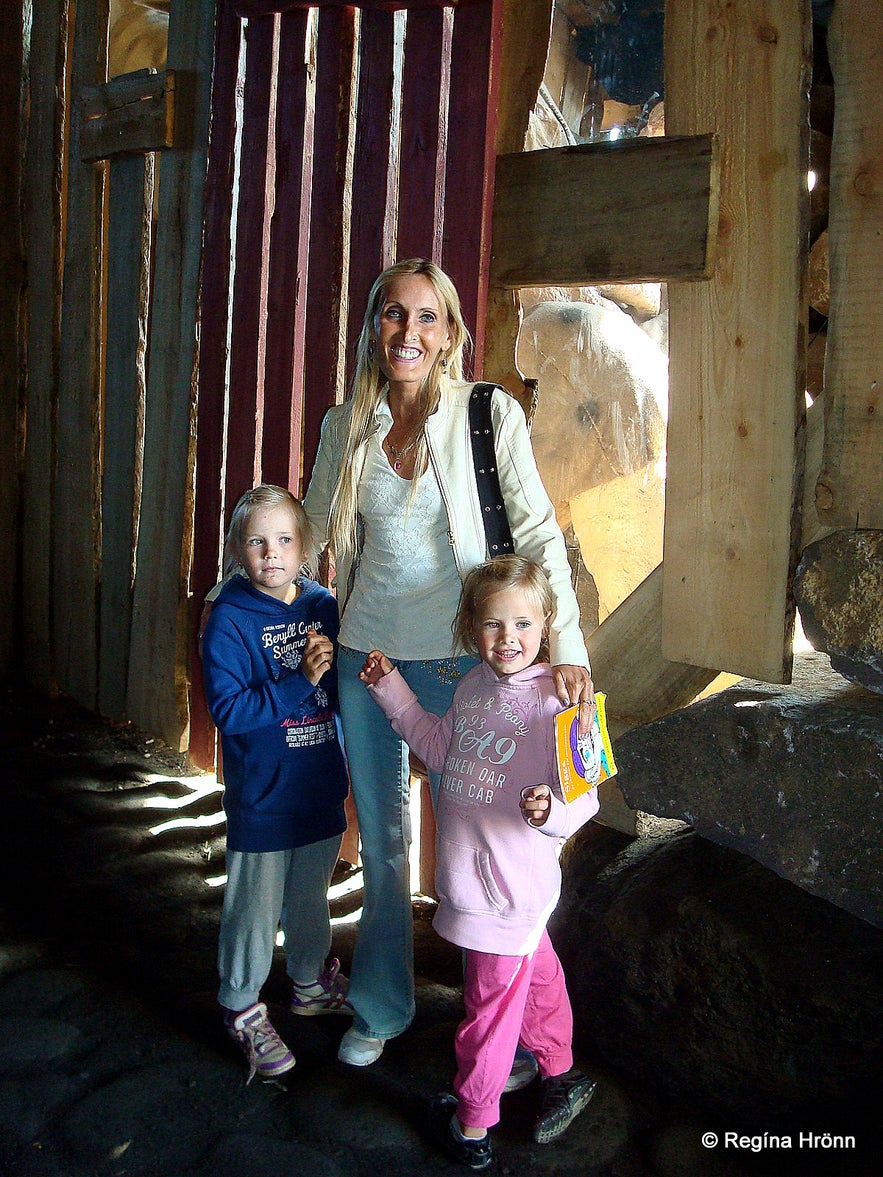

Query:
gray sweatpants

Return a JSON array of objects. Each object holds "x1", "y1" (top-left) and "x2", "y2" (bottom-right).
[{"x1": 217, "y1": 834, "x2": 342, "y2": 1011}]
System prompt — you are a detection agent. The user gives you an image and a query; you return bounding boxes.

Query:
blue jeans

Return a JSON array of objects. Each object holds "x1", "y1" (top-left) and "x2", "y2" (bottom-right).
[{"x1": 337, "y1": 645, "x2": 477, "y2": 1039}]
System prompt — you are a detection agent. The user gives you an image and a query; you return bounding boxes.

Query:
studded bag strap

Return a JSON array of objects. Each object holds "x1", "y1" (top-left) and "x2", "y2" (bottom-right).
[{"x1": 468, "y1": 382, "x2": 515, "y2": 556}]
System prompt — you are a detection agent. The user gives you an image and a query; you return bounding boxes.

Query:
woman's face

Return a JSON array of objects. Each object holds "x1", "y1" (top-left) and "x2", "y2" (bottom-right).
[{"x1": 374, "y1": 274, "x2": 452, "y2": 396}]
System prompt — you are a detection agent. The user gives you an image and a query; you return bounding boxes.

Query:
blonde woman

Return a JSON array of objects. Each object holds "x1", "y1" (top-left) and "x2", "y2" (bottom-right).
[{"x1": 303, "y1": 258, "x2": 593, "y2": 1068}]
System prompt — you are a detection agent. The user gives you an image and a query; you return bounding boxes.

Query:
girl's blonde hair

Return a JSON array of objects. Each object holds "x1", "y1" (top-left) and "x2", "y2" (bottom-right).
[
  {"x1": 327, "y1": 258, "x2": 472, "y2": 566},
  {"x1": 454, "y1": 555, "x2": 554, "y2": 663},
  {"x1": 223, "y1": 484, "x2": 317, "y2": 579}
]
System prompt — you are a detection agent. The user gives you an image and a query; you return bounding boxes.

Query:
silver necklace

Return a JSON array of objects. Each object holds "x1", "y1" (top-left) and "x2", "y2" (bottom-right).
[{"x1": 385, "y1": 432, "x2": 419, "y2": 472}]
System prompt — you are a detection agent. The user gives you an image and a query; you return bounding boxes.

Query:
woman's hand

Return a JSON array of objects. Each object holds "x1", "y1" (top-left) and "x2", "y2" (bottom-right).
[
  {"x1": 301, "y1": 629, "x2": 334, "y2": 686},
  {"x1": 552, "y1": 664, "x2": 596, "y2": 735},
  {"x1": 520, "y1": 785, "x2": 552, "y2": 828},
  {"x1": 359, "y1": 650, "x2": 395, "y2": 686}
]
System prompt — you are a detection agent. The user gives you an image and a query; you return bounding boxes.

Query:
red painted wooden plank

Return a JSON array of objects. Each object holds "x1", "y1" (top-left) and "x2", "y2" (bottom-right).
[
  {"x1": 261, "y1": 8, "x2": 313, "y2": 491},
  {"x1": 224, "y1": 14, "x2": 276, "y2": 506},
  {"x1": 344, "y1": 8, "x2": 397, "y2": 394},
  {"x1": 396, "y1": 6, "x2": 447, "y2": 262},
  {"x1": 189, "y1": 0, "x2": 242, "y2": 769},
  {"x1": 301, "y1": 6, "x2": 357, "y2": 489},
  {"x1": 236, "y1": 1, "x2": 454, "y2": 15},
  {"x1": 442, "y1": 0, "x2": 502, "y2": 374}
]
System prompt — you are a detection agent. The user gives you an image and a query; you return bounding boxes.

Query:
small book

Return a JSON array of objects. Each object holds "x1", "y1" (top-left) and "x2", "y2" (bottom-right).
[{"x1": 555, "y1": 692, "x2": 618, "y2": 803}]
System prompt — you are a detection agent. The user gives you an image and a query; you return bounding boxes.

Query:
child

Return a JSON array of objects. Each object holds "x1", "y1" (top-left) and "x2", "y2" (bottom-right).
[
  {"x1": 360, "y1": 555, "x2": 599, "y2": 1169},
  {"x1": 202, "y1": 484, "x2": 352, "y2": 1083}
]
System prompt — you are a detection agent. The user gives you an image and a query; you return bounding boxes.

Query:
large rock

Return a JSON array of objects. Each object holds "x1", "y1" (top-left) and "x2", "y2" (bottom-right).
[
  {"x1": 553, "y1": 825, "x2": 883, "y2": 1123},
  {"x1": 794, "y1": 529, "x2": 883, "y2": 693},
  {"x1": 611, "y1": 652, "x2": 883, "y2": 926}
]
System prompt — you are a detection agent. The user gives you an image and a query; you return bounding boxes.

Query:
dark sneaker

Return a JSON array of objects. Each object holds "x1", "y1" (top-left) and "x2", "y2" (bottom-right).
[
  {"x1": 429, "y1": 1093, "x2": 493, "y2": 1171},
  {"x1": 533, "y1": 1069, "x2": 596, "y2": 1143},
  {"x1": 227, "y1": 1002, "x2": 295, "y2": 1084}
]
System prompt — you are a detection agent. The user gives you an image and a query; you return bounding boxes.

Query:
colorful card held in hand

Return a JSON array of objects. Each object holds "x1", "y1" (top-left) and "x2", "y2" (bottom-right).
[{"x1": 555, "y1": 692, "x2": 617, "y2": 803}]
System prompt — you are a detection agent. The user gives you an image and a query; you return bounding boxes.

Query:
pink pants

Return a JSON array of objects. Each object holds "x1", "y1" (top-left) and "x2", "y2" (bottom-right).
[{"x1": 453, "y1": 929, "x2": 574, "y2": 1129}]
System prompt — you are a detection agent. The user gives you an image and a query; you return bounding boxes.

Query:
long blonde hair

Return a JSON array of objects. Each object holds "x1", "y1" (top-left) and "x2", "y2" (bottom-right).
[{"x1": 327, "y1": 258, "x2": 472, "y2": 566}]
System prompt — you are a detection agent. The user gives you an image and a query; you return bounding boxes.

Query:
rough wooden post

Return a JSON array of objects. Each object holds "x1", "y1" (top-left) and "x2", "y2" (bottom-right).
[
  {"x1": 127, "y1": 0, "x2": 218, "y2": 747},
  {"x1": 815, "y1": 0, "x2": 883, "y2": 531},
  {"x1": 662, "y1": 0, "x2": 812, "y2": 684}
]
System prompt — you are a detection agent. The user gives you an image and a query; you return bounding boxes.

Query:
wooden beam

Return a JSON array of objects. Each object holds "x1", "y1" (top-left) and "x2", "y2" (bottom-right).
[
  {"x1": 80, "y1": 69, "x2": 175, "y2": 161},
  {"x1": 815, "y1": 0, "x2": 883, "y2": 530},
  {"x1": 662, "y1": 0, "x2": 811, "y2": 685},
  {"x1": 127, "y1": 0, "x2": 218, "y2": 747},
  {"x1": 235, "y1": 1, "x2": 455, "y2": 14},
  {"x1": 490, "y1": 133, "x2": 720, "y2": 289}
]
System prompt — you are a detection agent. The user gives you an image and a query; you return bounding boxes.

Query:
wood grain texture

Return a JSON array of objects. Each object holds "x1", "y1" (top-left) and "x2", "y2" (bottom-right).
[
  {"x1": 815, "y1": 0, "x2": 883, "y2": 529},
  {"x1": 662, "y1": 0, "x2": 811, "y2": 684},
  {"x1": 80, "y1": 69, "x2": 174, "y2": 160},
  {"x1": 490, "y1": 134, "x2": 720, "y2": 288}
]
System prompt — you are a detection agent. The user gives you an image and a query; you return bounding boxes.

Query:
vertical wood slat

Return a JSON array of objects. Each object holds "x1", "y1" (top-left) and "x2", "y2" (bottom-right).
[
  {"x1": 22, "y1": 0, "x2": 67, "y2": 691},
  {"x1": 443, "y1": 0, "x2": 503, "y2": 373},
  {"x1": 0, "y1": 0, "x2": 26, "y2": 680},
  {"x1": 301, "y1": 6, "x2": 357, "y2": 488},
  {"x1": 99, "y1": 153, "x2": 154, "y2": 719},
  {"x1": 815, "y1": 0, "x2": 883, "y2": 530},
  {"x1": 127, "y1": 0, "x2": 219, "y2": 747},
  {"x1": 189, "y1": 0, "x2": 245, "y2": 769},
  {"x1": 261, "y1": 9, "x2": 313, "y2": 491},
  {"x1": 344, "y1": 8, "x2": 397, "y2": 401},
  {"x1": 53, "y1": 0, "x2": 109, "y2": 708},
  {"x1": 225, "y1": 15, "x2": 277, "y2": 504},
  {"x1": 661, "y1": 0, "x2": 810, "y2": 684},
  {"x1": 396, "y1": 7, "x2": 446, "y2": 262}
]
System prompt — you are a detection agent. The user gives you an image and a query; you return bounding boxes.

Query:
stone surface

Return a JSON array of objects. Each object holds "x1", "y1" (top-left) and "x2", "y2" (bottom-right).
[
  {"x1": 553, "y1": 825, "x2": 883, "y2": 1127},
  {"x1": 610, "y1": 652, "x2": 883, "y2": 925},
  {"x1": 795, "y1": 530, "x2": 883, "y2": 693}
]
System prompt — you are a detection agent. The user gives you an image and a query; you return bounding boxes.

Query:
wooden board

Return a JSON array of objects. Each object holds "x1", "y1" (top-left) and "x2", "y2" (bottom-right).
[
  {"x1": 442, "y1": 0, "x2": 504, "y2": 371},
  {"x1": 80, "y1": 69, "x2": 174, "y2": 160},
  {"x1": 189, "y1": 0, "x2": 244, "y2": 769},
  {"x1": 662, "y1": 0, "x2": 811, "y2": 684},
  {"x1": 99, "y1": 152, "x2": 153, "y2": 720},
  {"x1": 490, "y1": 133, "x2": 720, "y2": 289},
  {"x1": 127, "y1": 0, "x2": 219, "y2": 746},
  {"x1": 21, "y1": 0, "x2": 66, "y2": 691},
  {"x1": 815, "y1": 0, "x2": 883, "y2": 530},
  {"x1": 343, "y1": 8, "x2": 397, "y2": 398},
  {"x1": 53, "y1": 0, "x2": 109, "y2": 708},
  {"x1": 225, "y1": 15, "x2": 277, "y2": 503},
  {"x1": 261, "y1": 8, "x2": 313, "y2": 491}
]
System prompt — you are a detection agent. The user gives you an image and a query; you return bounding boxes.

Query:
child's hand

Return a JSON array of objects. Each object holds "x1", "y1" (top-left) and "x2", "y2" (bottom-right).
[
  {"x1": 300, "y1": 629, "x2": 334, "y2": 686},
  {"x1": 359, "y1": 650, "x2": 394, "y2": 686},
  {"x1": 520, "y1": 785, "x2": 552, "y2": 828}
]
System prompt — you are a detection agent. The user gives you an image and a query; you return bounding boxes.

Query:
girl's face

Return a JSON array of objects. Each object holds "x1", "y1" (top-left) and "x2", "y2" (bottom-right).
[
  {"x1": 374, "y1": 274, "x2": 452, "y2": 396},
  {"x1": 472, "y1": 587, "x2": 546, "y2": 677},
  {"x1": 238, "y1": 504, "x2": 304, "y2": 603}
]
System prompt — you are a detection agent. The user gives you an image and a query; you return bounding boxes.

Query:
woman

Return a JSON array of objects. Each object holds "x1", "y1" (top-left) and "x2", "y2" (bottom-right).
[{"x1": 303, "y1": 258, "x2": 593, "y2": 1067}]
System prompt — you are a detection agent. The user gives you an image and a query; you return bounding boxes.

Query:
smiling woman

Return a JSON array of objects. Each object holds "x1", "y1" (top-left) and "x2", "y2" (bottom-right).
[{"x1": 303, "y1": 257, "x2": 594, "y2": 1070}]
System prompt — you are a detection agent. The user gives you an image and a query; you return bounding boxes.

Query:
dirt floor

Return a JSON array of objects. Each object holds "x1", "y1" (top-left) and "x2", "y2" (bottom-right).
[{"x1": 0, "y1": 682, "x2": 875, "y2": 1177}]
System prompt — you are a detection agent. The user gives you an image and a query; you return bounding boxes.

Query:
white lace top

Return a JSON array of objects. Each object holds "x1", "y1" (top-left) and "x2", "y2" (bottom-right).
[{"x1": 339, "y1": 430, "x2": 463, "y2": 659}]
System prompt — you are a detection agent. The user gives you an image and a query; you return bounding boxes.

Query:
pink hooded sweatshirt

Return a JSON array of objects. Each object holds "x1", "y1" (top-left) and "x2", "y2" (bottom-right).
[{"x1": 368, "y1": 661, "x2": 599, "y2": 956}]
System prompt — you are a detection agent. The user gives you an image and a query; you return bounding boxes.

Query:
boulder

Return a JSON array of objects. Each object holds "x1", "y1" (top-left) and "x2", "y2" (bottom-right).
[
  {"x1": 608, "y1": 651, "x2": 883, "y2": 926},
  {"x1": 553, "y1": 825, "x2": 883, "y2": 1122},
  {"x1": 794, "y1": 529, "x2": 883, "y2": 693}
]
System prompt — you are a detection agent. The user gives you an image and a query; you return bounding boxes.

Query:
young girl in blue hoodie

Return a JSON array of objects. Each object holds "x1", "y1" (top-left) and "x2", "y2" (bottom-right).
[
  {"x1": 360, "y1": 556, "x2": 599, "y2": 1170},
  {"x1": 202, "y1": 485, "x2": 352, "y2": 1082}
]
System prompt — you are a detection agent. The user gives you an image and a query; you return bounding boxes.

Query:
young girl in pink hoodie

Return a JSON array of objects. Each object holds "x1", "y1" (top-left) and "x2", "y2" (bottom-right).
[{"x1": 360, "y1": 555, "x2": 599, "y2": 1170}]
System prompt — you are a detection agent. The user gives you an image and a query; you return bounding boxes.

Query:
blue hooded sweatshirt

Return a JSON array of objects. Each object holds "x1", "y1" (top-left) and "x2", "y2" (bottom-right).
[{"x1": 201, "y1": 575, "x2": 348, "y2": 852}]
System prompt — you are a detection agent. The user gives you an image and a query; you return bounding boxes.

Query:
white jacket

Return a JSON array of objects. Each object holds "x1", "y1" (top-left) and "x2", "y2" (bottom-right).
[{"x1": 303, "y1": 381, "x2": 589, "y2": 668}]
